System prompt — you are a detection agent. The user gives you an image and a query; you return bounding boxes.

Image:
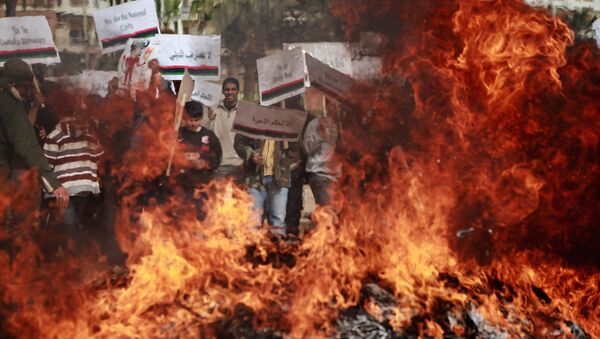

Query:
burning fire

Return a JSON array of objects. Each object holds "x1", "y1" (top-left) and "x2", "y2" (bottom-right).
[{"x1": 1, "y1": 0, "x2": 599, "y2": 337}]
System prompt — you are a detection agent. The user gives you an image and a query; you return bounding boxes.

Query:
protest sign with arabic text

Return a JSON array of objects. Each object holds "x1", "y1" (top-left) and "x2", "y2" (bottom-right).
[
  {"x1": 306, "y1": 53, "x2": 355, "y2": 101},
  {"x1": 0, "y1": 16, "x2": 60, "y2": 66},
  {"x1": 233, "y1": 101, "x2": 308, "y2": 142},
  {"x1": 257, "y1": 48, "x2": 306, "y2": 106},
  {"x1": 191, "y1": 80, "x2": 221, "y2": 108},
  {"x1": 283, "y1": 42, "x2": 353, "y2": 75},
  {"x1": 153, "y1": 34, "x2": 221, "y2": 81}
]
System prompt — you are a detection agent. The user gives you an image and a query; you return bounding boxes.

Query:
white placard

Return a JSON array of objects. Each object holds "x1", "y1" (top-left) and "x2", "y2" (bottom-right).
[
  {"x1": 191, "y1": 80, "x2": 221, "y2": 108},
  {"x1": 524, "y1": 0, "x2": 600, "y2": 10},
  {"x1": 283, "y1": 42, "x2": 353, "y2": 75},
  {"x1": 92, "y1": 0, "x2": 160, "y2": 54},
  {"x1": 306, "y1": 53, "x2": 355, "y2": 100},
  {"x1": 153, "y1": 34, "x2": 221, "y2": 81},
  {"x1": 0, "y1": 16, "x2": 60, "y2": 66},
  {"x1": 257, "y1": 47, "x2": 306, "y2": 106}
]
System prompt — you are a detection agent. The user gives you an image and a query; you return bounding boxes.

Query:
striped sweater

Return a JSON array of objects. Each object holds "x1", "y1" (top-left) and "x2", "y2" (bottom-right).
[{"x1": 43, "y1": 118, "x2": 104, "y2": 197}]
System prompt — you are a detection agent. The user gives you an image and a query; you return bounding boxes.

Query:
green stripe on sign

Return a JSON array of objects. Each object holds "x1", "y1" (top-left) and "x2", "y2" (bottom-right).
[
  {"x1": 101, "y1": 28, "x2": 159, "y2": 48},
  {"x1": 261, "y1": 81, "x2": 305, "y2": 102},
  {"x1": 0, "y1": 50, "x2": 57, "y2": 62}
]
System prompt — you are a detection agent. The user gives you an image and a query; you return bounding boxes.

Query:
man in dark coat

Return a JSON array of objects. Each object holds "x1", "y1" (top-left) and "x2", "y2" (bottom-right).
[{"x1": 0, "y1": 59, "x2": 69, "y2": 207}]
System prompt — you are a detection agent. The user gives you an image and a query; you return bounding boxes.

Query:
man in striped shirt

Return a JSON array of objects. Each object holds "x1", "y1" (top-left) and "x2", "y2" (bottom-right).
[{"x1": 43, "y1": 99, "x2": 104, "y2": 248}]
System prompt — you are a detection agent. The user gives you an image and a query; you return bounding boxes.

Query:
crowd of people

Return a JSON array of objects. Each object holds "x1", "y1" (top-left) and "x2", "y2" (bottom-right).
[{"x1": 0, "y1": 57, "x2": 342, "y2": 265}]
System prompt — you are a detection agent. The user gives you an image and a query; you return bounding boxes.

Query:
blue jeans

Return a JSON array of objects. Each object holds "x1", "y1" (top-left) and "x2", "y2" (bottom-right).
[{"x1": 249, "y1": 176, "x2": 288, "y2": 235}]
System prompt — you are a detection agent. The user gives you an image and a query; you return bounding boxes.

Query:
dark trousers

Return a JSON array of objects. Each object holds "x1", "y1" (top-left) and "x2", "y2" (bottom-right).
[
  {"x1": 285, "y1": 169, "x2": 304, "y2": 235},
  {"x1": 41, "y1": 193, "x2": 125, "y2": 265},
  {"x1": 308, "y1": 174, "x2": 334, "y2": 206}
]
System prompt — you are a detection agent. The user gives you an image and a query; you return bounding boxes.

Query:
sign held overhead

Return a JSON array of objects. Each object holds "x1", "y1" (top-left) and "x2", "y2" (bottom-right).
[
  {"x1": 153, "y1": 34, "x2": 221, "y2": 81},
  {"x1": 257, "y1": 47, "x2": 306, "y2": 106},
  {"x1": 0, "y1": 16, "x2": 60, "y2": 66},
  {"x1": 92, "y1": 0, "x2": 160, "y2": 54}
]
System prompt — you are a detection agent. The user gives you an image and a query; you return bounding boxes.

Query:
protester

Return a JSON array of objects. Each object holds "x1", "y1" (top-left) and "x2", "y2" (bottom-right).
[
  {"x1": 176, "y1": 100, "x2": 222, "y2": 219},
  {"x1": 303, "y1": 114, "x2": 341, "y2": 206},
  {"x1": 283, "y1": 97, "x2": 309, "y2": 236},
  {"x1": 234, "y1": 135, "x2": 293, "y2": 237},
  {"x1": 42, "y1": 93, "x2": 104, "y2": 254},
  {"x1": 0, "y1": 58, "x2": 69, "y2": 209},
  {"x1": 202, "y1": 77, "x2": 244, "y2": 183}
]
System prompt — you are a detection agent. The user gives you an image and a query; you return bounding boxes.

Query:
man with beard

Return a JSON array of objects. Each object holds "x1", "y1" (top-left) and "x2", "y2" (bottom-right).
[{"x1": 202, "y1": 78, "x2": 244, "y2": 183}]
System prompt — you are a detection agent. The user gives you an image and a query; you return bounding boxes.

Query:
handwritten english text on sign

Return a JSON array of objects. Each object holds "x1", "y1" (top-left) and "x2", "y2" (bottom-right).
[
  {"x1": 306, "y1": 53, "x2": 355, "y2": 101},
  {"x1": 233, "y1": 101, "x2": 308, "y2": 142},
  {"x1": 191, "y1": 80, "x2": 221, "y2": 108},
  {"x1": 0, "y1": 16, "x2": 60, "y2": 66},
  {"x1": 92, "y1": 0, "x2": 159, "y2": 54},
  {"x1": 257, "y1": 48, "x2": 306, "y2": 106},
  {"x1": 283, "y1": 42, "x2": 353, "y2": 75},
  {"x1": 154, "y1": 34, "x2": 221, "y2": 81}
]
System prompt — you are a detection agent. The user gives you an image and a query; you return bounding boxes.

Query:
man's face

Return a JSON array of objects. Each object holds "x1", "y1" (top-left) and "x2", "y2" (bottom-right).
[
  {"x1": 222, "y1": 83, "x2": 239, "y2": 105},
  {"x1": 185, "y1": 116, "x2": 202, "y2": 131},
  {"x1": 13, "y1": 82, "x2": 34, "y2": 99}
]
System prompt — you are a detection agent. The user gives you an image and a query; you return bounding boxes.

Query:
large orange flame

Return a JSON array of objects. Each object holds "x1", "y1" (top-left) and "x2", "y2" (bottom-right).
[{"x1": 1, "y1": 0, "x2": 599, "y2": 337}]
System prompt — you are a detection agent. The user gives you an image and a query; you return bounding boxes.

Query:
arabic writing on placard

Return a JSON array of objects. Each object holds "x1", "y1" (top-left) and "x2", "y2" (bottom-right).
[
  {"x1": 251, "y1": 116, "x2": 292, "y2": 127},
  {"x1": 272, "y1": 63, "x2": 294, "y2": 83},
  {"x1": 169, "y1": 50, "x2": 213, "y2": 62},
  {"x1": 0, "y1": 26, "x2": 47, "y2": 46}
]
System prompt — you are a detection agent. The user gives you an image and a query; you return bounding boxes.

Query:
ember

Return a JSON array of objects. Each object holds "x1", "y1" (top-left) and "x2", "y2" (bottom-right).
[{"x1": 1, "y1": 0, "x2": 599, "y2": 338}]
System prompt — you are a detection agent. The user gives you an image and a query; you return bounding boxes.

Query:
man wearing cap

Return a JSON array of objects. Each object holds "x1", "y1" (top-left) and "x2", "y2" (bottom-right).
[{"x1": 0, "y1": 58, "x2": 69, "y2": 208}]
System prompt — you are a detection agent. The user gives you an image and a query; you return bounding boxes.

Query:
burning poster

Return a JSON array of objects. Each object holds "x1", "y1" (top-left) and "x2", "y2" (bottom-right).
[
  {"x1": 153, "y1": 34, "x2": 221, "y2": 81},
  {"x1": 233, "y1": 101, "x2": 308, "y2": 141},
  {"x1": 283, "y1": 42, "x2": 353, "y2": 75},
  {"x1": 190, "y1": 80, "x2": 221, "y2": 108},
  {"x1": 257, "y1": 47, "x2": 307, "y2": 106},
  {"x1": 0, "y1": 16, "x2": 60, "y2": 66},
  {"x1": 117, "y1": 37, "x2": 158, "y2": 92},
  {"x1": 92, "y1": 0, "x2": 160, "y2": 54}
]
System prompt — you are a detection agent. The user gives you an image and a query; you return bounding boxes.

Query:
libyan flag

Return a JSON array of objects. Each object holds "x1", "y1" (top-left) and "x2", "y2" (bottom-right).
[{"x1": 0, "y1": 46, "x2": 58, "y2": 62}]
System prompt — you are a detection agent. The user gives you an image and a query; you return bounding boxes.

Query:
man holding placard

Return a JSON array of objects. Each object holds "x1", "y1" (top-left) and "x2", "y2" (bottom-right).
[
  {"x1": 202, "y1": 78, "x2": 244, "y2": 182},
  {"x1": 234, "y1": 133, "x2": 293, "y2": 238}
]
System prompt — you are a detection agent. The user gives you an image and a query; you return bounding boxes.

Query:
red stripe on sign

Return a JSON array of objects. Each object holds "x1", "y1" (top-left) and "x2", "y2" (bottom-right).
[
  {"x1": 159, "y1": 65, "x2": 218, "y2": 70},
  {"x1": 0, "y1": 46, "x2": 55, "y2": 56},
  {"x1": 233, "y1": 124, "x2": 299, "y2": 138},
  {"x1": 261, "y1": 78, "x2": 304, "y2": 95},
  {"x1": 100, "y1": 27, "x2": 158, "y2": 43}
]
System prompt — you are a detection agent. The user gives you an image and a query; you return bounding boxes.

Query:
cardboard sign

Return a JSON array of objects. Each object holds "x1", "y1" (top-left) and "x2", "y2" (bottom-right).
[
  {"x1": 191, "y1": 80, "x2": 221, "y2": 108},
  {"x1": 233, "y1": 101, "x2": 308, "y2": 141},
  {"x1": 92, "y1": 0, "x2": 160, "y2": 54},
  {"x1": 153, "y1": 34, "x2": 221, "y2": 81},
  {"x1": 306, "y1": 53, "x2": 355, "y2": 101},
  {"x1": 166, "y1": 69, "x2": 194, "y2": 176},
  {"x1": 283, "y1": 42, "x2": 352, "y2": 75},
  {"x1": 116, "y1": 37, "x2": 158, "y2": 92},
  {"x1": 0, "y1": 16, "x2": 60, "y2": 66},
  {"x1": 257, "y1": 48, "x2": 306, "y2": 106}
]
